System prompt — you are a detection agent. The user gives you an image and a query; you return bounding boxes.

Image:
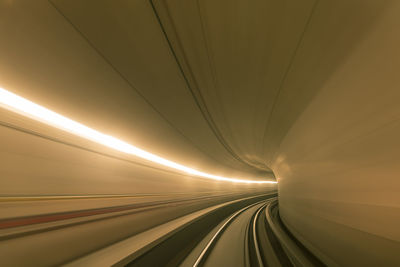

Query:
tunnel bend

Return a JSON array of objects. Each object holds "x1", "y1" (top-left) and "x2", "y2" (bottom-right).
[{"x1": 1, "y1": 0, "x2": 400, "y2": 266}]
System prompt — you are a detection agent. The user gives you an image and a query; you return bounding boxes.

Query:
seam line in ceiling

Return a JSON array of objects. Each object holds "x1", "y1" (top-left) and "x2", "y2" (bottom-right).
[
  {"x1": 195, "y1": 0, "x2": 234, "y2": 140},
  {"x1": 150, "y1": 0, "x2": 273, "y2": 175},
  {"x1": 195, "y1": 0, "x2": 269, "y2": 172},
  {"x1": 47, "y1": 0, "x2": 239, "y2": 173},
  {"x1": 260, "y1": 0, "x2": 320, "y2": 160}
]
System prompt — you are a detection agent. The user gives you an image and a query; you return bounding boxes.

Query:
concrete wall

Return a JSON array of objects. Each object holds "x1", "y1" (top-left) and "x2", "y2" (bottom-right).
[{"x1": 273, "y1": 1, "x2": 400, "y2": 265}]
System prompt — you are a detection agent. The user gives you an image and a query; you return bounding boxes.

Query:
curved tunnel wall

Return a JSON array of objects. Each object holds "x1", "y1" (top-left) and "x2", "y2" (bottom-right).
[
  {"x1": 1, "y1": 0, "x2": 400, "y2": 266},
  {"x1": 272, "y1": 1, "x2": 400, "y2": 265},
  {"x1": 0, "y1": 0, "x2": 275, "y2": 196}
]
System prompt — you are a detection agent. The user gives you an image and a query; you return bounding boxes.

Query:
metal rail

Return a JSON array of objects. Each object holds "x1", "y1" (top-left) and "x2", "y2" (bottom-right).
[
  {"x1": 192, "y1": 200, "x2": 266, "y2": 267},
  {"x1": 252, "y1": 203, "x2": 268, "y2": 267}
]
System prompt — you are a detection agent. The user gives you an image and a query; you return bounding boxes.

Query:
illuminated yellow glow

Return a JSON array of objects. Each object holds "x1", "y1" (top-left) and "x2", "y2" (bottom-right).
[{"x1": 0, "y1": 88, "x2": 277, "y2": 184}]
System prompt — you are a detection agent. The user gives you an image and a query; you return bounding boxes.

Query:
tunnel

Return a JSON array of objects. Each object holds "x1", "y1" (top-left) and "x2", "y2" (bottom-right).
[{"x1": 1, "y1": 0, "x2": 399, "y2": 266}]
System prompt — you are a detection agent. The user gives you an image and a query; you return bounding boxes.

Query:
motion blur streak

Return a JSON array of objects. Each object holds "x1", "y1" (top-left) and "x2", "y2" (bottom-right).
[
  {"x1": 3, "y1": 0, "x2": 400, "y2": 266},
  {"x1": 0, "y1": 87, "x2": 276, "y2": 184}
]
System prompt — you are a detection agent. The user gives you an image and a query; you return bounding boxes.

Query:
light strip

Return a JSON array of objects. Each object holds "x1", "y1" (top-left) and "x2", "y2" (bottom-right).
[{"x1": 0, "y1": 88, "x2": 276, "y2": 184}]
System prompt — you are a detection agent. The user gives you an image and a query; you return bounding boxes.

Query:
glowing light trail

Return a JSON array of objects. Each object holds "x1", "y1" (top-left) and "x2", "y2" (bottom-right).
[{"x1": 0, "y1": 88, "x2": 277, "y2": 184}]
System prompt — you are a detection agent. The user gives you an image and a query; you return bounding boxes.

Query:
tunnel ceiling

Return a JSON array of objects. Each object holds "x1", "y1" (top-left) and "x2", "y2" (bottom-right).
[
  {"x1": 43, "y1": 0, "x2": 319, "y2": 180},
  {"x1": 2, "y1": 0, "x2": 381, "y2": 181}
]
